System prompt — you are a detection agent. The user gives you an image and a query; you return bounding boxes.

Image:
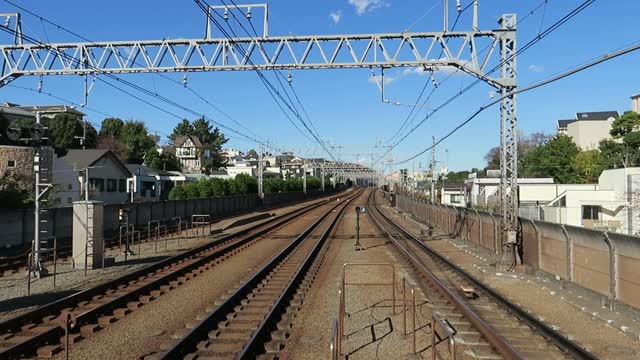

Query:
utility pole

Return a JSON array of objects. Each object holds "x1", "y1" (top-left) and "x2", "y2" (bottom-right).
[
  {"x1": 258, "y1": 143, "x2": 264, "y2": 199},
  {"x1": 302, "y1": 161, "x2": 307, "y2": 194},
  {"x1": 430, "y1": 136, "x2": 436, "y2": 203},
  {"x1": 321, "y1": 164, "x2": 325, "y2": 192}
]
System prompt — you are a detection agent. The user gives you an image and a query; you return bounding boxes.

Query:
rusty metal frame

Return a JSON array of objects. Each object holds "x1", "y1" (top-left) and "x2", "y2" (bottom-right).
[
  {"x1": 340, "y1": 262, "x2": 397, "y2": 338},
  {"x1": 431, "y1": 312, "x2": 457, "y2": 360}
]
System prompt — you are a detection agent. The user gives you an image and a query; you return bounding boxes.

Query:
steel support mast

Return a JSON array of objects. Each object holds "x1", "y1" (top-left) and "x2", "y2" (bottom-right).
[{"x1": 498, "y1": 14, "x2": 519, "y2": 267}]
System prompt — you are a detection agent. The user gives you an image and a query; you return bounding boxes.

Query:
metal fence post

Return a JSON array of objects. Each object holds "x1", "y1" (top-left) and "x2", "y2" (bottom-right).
[
  {"x1": 560, "y1": 225, "x2": 572, "y2": 282},
  {"x1": 603, "y1": 232, "x2": 617, "y2": 311}
]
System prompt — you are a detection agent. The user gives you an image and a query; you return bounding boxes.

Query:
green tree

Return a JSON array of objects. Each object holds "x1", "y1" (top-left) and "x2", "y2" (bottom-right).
[
  {"x1": 99, "y1": 117, "x2": 125, "y2": 137},
  {"x1": 233, "y1": 173, "x2": 258, "y2": 194},
  {"x1": 575, "y1": 150, "x2": 604, "y2": 183},
  {"x1": 168, "y1": 185, "x2": 187, "y2": 200},
  {"x1": 610, "y1": 111, "x2": 640, "y2": 138},
  {"x1": 47, "y1": 114, "x2": 97, "y2": 154},
  {"x1": 121, "y1": 121, "x2": 155, "y2": 163},
  {"x1": 247, "y1": 149, "x2": 258, "y2": 157},
  {"x1": 484, "y1": 146, "x2": 500, "y2": 170},
  {"x1": 0, "y1": 173, "x2": 33, "y2": 208},
  {"x1": 520, "y1": 134, "x2": 582, "y2": 183},
  {"x1": 170, "y1": 119, "x2": 193, "y2": 142},
  {"x1": 144, "y1": 147, "x2": 181, "y2": 171}
]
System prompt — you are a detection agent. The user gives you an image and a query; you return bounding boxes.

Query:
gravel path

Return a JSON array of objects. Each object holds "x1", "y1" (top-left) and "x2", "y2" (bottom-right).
[
  {"x1": 48, "y1": 198, "x2": 337, "y2": 360},
  {"x1": 282, "y1": 190, "x2": 434, "y2": 360},
  {"x1": 383, "y1": 202, "x2": 640, "y2": 360}
]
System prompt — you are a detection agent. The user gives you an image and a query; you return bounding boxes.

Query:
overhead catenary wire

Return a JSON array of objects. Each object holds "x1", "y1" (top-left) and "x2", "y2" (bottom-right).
[
  {"x1": 391, "y1": 39, "x2": 640, "y2": 165},
  {"x1": 202, "y1": 0, "x2": 336, "y2": 160},
  {"x1": 0, "y1": 25, "x2": 291, "y2": 154},
  {"x1": 380, "y1": 0, "x2": 597, "y2": 163},
  {"x1": 390, "y1": 0, "x2": 557, "y2": 147},
  {"x1": 0, "y1": 0, "x2": 269, "y2": 146}
]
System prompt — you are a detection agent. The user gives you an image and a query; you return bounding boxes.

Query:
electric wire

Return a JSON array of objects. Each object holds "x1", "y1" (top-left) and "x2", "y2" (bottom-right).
[
  {"x1": 0, "y1": 26, "x2": 290, "y2": 153},
  {"x1": 217, "y1": 0, "x2": 331, "y2": 155},
  {"x1": 391, "y1": 0, "x2": 553, "y2": 147},
  {"x1": 198, "y1": 0, "x2": 336, "y2": 160},
  {"x1": 0, "y1": 0, "x2": 270, "y2": 145},
  {"x1": 380, "y1": 0, "x2": 596, "y2": 163},
  {"x1": 391, "y1": 39, "x2": 640, "y2": 165}
]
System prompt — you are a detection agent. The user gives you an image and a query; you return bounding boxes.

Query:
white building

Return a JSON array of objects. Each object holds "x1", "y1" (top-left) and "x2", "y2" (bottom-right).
[
  {"x1": 221, "y1": 148, "x2": 244, "y2": 166},
  {"x1": 556, "y1": 111, "x2": 619, "y2": 150},
  {"x1": 56, "y1": 149, "x2": 132, "y2": 205},
  {"x1": 543, "y1": 168, "x2": 640, "y2": 235},
  {"x1": 441, "y1": 183, "x2": 465, "y2": 207}
]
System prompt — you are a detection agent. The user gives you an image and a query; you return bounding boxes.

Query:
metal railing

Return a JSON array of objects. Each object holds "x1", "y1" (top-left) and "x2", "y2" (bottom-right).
[{"x1": 431, "y1": 312, "x2": 457, "y2": 360}]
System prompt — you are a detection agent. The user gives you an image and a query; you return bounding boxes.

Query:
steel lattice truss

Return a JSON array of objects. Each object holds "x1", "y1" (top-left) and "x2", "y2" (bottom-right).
[{"x1": 0, "y1": 31, "x2": 513, "y2": 87}]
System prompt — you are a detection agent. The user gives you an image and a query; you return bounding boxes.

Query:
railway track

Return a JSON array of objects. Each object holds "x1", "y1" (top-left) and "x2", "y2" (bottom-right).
[
  {"x1": 0, "y1": 194, "x2": 335, "y2": 277},
  {"x1": 368, "y1": 190, "x2": 598, "y2": 360},
  {"x1": 0, "y1": 191, "x2": 348, "y2": 359},
  {"x1": 158, "y1": 188, "x2": 362, "y2": 360}
]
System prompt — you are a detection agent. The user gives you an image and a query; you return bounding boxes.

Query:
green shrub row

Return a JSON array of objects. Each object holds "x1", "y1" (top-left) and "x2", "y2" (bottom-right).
[{"x1": 168, "y1": 174, "x2": 334, "y2": 200}]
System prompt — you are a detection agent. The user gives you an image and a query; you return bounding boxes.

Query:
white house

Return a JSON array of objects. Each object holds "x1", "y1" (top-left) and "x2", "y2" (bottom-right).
[
  {"x1": 221, "y1": 148, "x2": 243, "y2": 166},
  {"x1": 441, "y1": 183, "x2": 465, "y2": 207},
  {"x1": 543, "y1": 168, "x2": 640, "y2": 235},
  {"x1": 56, "y1": 149, "x2": 132, "y2": 205}
]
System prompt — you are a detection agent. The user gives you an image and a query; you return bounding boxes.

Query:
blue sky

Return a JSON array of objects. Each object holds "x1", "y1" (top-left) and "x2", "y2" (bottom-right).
[{"x1": 1, "y1": 0, "x2": 639, "y2": 172}]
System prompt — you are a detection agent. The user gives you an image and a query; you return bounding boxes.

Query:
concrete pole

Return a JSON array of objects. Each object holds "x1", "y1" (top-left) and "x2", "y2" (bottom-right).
[
  {"x1": 258, "y1": 143, "x2": 264, "y2": 199},
  {"x1": 303, "y1": 163, "x2": 307, "y2": 194},
  {"x1": 321, "y1": 165, "x2": 325, "y2": 192}
]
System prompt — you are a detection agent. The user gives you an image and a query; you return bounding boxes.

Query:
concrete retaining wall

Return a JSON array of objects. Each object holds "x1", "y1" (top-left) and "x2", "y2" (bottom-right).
[
  {"x1": 394, "y1": 194, "x2": 640, "y2": 310},
  {"x1": 0, "y1": 190, "x2": 330, "y2": 251}
]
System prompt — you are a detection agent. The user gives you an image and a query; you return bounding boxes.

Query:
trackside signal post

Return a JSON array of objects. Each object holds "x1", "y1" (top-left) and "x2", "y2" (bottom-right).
[{"x1": 0, "y1": 1, "x2": 520, "y2": 268}]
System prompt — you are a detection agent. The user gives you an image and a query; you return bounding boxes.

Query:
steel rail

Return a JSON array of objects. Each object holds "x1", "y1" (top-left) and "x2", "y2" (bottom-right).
[
  {"x1": 369, "y1": 190, "x2": 598, "y2": 360},
  {"x1": 161, "y1": 188, "x2": 362, "y2": 359},
  {"x1": 0, "y1": 192, "x2": 345, "y2": 359},
  {"x1": 238, "y1": 189, "x2": 359, "y2": 359}
]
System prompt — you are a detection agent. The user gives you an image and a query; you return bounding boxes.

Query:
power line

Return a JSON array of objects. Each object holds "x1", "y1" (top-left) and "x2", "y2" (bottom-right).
[
  {"x1": 202, "y1": 0, "x2": 336, "y2": 160},
  {"x1": 390, "y1": 0, "x2": 553, "y2": 146},
  {"x1": 380, "y1": 0, "x2": 597, "y2": 163},
  {"x1": 0, "y1": 24, "x2": 288, "y2": 153},
  {"x1": 392, "y1": 39, "x2": 640, "y2": 165},
  {"x1": 201, "y1": 1, "x2": 316, "y2": 145},
  {"x1": 1, "y1": 0, "x2": 268, "y2": 145}
]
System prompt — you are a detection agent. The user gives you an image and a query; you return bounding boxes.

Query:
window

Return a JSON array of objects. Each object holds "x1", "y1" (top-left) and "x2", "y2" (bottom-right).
[
  {"x1": 67, "y1": 197, "x2": 72, "y2": 204},
  {"x1": 68, "y1": 184, "x2": 73, "y2": 191},
  {"x1": 89, "y1": 178, "x2": 105, "y2": 192},
  {"x1": 450, "y1": 194, "x2": 461, "y2": 204},
  {"x1": 582, "y1": 205, "x2": 601, "y2": 220},
  {"x1": 107, "y1": 179, "x2": 117, "y2": 192},
  {"x1": 119, "y1": 179, "x2": 126, "y2": 193},
  {"x1": 7, "y1": 160, "x2": 16, "y2": 168}
]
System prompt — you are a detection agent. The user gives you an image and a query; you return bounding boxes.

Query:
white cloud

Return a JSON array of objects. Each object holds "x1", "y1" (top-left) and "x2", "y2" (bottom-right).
[
  {"x1": 402, "y1": 67, "x2": 429, "y2": 76},
  {"x1": 348, "y1": 0, "x2": 386, "y2": 15},
  {"x1": 528, "y1": 64, "x2": 544, "y2": 73},
  {"x1": 368, "y1": 74, "x2": 396, "y2": 86},
  {"x1": 329, "y1": 10, "x2": 342, "y2": 25}
]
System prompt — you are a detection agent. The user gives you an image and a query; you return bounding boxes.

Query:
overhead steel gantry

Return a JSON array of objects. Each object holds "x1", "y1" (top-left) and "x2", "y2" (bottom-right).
[{"x1": 0, "y1": 1, "x2": 519, "y2": 266}]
